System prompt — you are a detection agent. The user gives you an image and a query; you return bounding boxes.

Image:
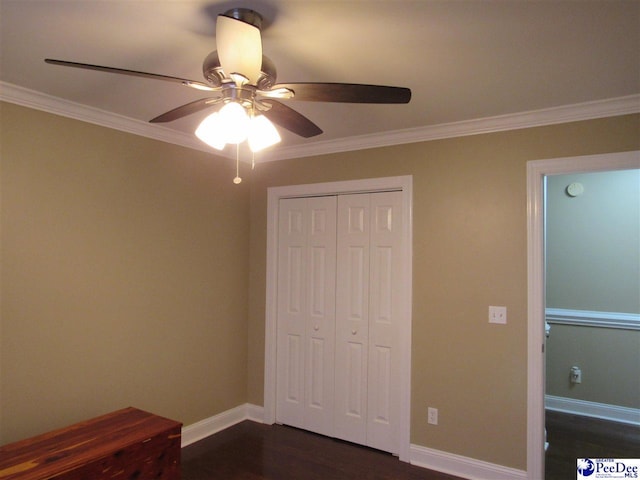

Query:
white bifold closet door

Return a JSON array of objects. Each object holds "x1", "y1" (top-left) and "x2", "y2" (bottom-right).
[
  {"x1": 276, "y1": 191, "x2": 402, "y2": 454},
  {"x1": 333, "y1": 192, "x2": 402, "y2": 453},
  {"x1": 276, "y1": 196, "x2": 337, "y2": 437}
]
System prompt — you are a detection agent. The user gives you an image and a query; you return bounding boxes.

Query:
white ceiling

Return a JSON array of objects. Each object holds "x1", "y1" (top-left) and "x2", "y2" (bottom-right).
[{"x1": 1, "y1": 0, "x2": 639, "y2": 160}]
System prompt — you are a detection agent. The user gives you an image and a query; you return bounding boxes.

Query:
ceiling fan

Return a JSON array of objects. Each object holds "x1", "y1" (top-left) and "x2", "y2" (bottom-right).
[{"x1": 45, "y1": 7, "x2": 411, "y2": 146}]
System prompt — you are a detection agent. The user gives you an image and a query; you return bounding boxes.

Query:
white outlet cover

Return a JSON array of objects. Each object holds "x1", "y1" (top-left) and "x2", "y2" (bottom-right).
[
  {"x1": 489, "y1": 306, "x2": 507, "y2": 324},
  {"x1": 428, "y1": 407, "x2": 438, "y2": 425}
]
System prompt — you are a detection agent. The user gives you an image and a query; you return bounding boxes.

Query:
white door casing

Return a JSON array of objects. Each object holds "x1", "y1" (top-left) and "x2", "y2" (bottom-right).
[
  {"x1": 265, "y1": 176, "x2": 413, "y2": 462},
  {"x1": 526, "y1": 151, "x2": 640, "y2": 478}
]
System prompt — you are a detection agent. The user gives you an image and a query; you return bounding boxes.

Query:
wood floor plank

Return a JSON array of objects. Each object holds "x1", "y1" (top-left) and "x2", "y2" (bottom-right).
[
  {"x1": 181, "y1": 421, "x2": 463, "y2": 480},
  {"x1": 545, "y1": 410, "x2": 640, "y2": 480}
]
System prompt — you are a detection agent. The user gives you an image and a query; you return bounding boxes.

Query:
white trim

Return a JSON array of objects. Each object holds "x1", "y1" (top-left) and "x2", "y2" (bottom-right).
[
  {"x1": 2, "y1": 81, "x2": 638, "y2": 161},
  {"x1": 526, "y1": 151, "x2": 640, "y2": 479},
  {"x1": 526, "y1": 158, "x2": 546, "y2": 480},
  {"x1": 546, "y1": 395, "x2": 640, "y2": 426},
  {"x1": 263, "y1": 175, "x2": 413, "y2": 462},
  {"x1": 410, "y1": 444, "x2": 527, "y2": 480},
  {"x1": 181, "y1": 403, "x2": 264, "y2": 448},
  {"x1": 260, "y1": 95, "x2": 640, "y2": 162},
  {"x1": 245, "y1": 403, "x2": 266, "y2": 423},
  {"x1": 546, "y1": 308, "x2": 640, "y2": 331},
  {"x1": 0, "y1": 82, "x2": 216, "y2": 154}
]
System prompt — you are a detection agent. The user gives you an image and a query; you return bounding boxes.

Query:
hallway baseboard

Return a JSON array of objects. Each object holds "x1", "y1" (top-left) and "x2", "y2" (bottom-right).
[{"x1": 546, "y1": 394, "x2": 640, "y2": 425}]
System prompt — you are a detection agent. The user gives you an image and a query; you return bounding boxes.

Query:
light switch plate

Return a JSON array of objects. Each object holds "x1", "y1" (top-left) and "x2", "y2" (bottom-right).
[{"x1": 489, "y1": 306, "x2": 507, "y2": 324}]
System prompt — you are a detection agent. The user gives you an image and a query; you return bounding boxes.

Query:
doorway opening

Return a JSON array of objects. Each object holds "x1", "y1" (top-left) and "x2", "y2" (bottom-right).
[{"x1": 526, "y1": 151, "x2": 640, "y2": 478}]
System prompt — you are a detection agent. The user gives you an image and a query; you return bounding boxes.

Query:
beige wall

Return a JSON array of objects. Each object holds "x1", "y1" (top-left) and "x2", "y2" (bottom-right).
[
  {"x1": 2, "y1": 99, "x2": 639, "y2": 471},
  {"x1": 0, "y1": 102, "x2": 250, "y2": 444},
  {"x1": 247, "y1": 114, "x2": 640, "y2": 470}
]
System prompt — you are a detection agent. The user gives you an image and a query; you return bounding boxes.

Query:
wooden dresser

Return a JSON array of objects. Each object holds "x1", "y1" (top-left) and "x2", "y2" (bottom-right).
[{"x1": 0, "y1": 407, "x2": 182, "y2": 479}]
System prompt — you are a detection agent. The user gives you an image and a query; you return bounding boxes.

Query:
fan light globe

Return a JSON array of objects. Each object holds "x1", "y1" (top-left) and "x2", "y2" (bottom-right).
[
  {"x1": 248, "y1": 115, "x2": 281, "y2": 152},
  {"x1": 195, "y1": 112, "x2": 226, "y2": 150},
  {"x1": 218, "y1": 102, "x2": 250, "y2": 144},
  {"x1": 196, "y1": 102, "x2": 281, "y2": 153}
]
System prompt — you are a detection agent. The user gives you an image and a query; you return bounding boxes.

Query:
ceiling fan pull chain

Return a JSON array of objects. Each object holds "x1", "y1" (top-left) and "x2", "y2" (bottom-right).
[
  {"x1": 233, "y1": 144, "x2": 242, "y2": 184},
  {"x1": 249, "y1": 101, "x2": 258, "y2": 168}
]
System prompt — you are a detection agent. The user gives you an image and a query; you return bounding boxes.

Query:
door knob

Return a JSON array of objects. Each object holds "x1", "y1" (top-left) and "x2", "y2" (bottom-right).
[
  {"x1": 351, "y1": 329, "x2": 357, "y2": 335},
  {"x1": 314, "y1": 325, "x2": 319, "y2": 331}
]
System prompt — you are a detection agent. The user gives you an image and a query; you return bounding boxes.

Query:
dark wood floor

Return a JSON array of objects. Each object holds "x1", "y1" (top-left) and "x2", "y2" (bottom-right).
[
  {"x1": 181, "y1": 412, "x2": 640, "y2": 479},
  {"x1": 545, "y1": 410, "x2": 640, "y2": 480},
  {"x1": 181, "y1": 421, "x2": 464, "y2": 480}
]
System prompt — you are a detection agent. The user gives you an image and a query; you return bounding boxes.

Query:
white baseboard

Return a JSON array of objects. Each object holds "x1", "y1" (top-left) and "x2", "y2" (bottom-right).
[
  {"x1": 181, "y1": 403, "x2": 264, "y2": 448},
  {"x1": 410, "y1": 444, "x2": 526, "y2": 480},
  {"x1": 245, "y1": 403, "x2": 266, "y2": 423},
  {"x1": 545, "y1": 395, "x2": 640, "y2": 425}
]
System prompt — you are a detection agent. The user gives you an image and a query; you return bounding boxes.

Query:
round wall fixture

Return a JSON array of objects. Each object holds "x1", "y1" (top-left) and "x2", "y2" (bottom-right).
[{"x1": 566, "y1": 182, "x2": 584, "y2": 197}]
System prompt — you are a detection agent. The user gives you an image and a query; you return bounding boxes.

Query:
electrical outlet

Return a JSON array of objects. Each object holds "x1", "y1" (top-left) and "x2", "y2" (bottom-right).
[{"x1": 428, "y1": 407, "x2": 438, "y2": 425}]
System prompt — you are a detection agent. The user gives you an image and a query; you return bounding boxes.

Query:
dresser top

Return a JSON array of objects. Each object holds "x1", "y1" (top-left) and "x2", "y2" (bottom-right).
[{"x1": 0, "y1": 407, "x2": 182, "y2": 479}]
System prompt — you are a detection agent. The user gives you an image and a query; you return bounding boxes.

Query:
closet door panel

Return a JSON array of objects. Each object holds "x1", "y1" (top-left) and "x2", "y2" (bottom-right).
[
  {"x1": 367, "y1": 191, "x2": 402, "y2": 454},
  {"x1": 304, "y1": 197, "x2": 337, "y2": 436},
  {"x1": 276, "y1": 198, "x2": 308, "y2": 429},
  {"x1": 334, "y1": 194, "x2": 370, "y2": 444},
  {"x1": 276, "y1": 196, "x2": 337, "y2": 435}
]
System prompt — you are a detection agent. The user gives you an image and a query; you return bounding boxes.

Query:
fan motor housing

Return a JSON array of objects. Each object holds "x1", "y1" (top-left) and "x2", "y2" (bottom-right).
[
  {"x1": 202, "y1": 51, "x2": 276, "y2": 90},
  {"x1": 222, "y1": 8, "x2": 263, "y2": 30}
]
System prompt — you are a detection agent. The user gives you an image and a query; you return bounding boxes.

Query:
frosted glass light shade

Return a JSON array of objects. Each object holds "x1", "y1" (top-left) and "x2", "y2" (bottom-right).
[
  {"x1": 216, "y1": 14, "x2": 262, "y2": 85},
  {"x1": 218, "y1": 102, "x2": 250, "y2": 144},
  {"x1": 195, "y1": 112, "x2": 226, "y2": 150},
  {"x1": 195, "y1": 102, "x2": 280, "y2": 153},
  {"x1": 248, "y1": 115, "x2": 281, "y2": 152}
]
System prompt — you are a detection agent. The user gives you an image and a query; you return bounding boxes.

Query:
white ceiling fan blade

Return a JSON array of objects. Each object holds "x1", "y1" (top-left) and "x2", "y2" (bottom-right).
[{"x1": 216, "y1": 14, "x2": 262, "y2": 85}]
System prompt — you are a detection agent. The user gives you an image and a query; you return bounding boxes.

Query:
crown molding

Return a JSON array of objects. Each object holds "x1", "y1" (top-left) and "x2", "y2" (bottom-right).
[
  {"x1": 260, "y1": 94, "x2": 640, "y2": 162},
  {"x1": 0, "y1": 82, "x2": 212, "y2": 154},
  {"x1": 2, "y1": 82, "x2": 639, "y2": 162}
]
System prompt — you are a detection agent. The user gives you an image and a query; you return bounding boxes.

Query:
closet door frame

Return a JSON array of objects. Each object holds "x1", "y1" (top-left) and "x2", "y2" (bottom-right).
[{"x1": 264, "y1": 175, "x2": 413, "y2": 462}]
